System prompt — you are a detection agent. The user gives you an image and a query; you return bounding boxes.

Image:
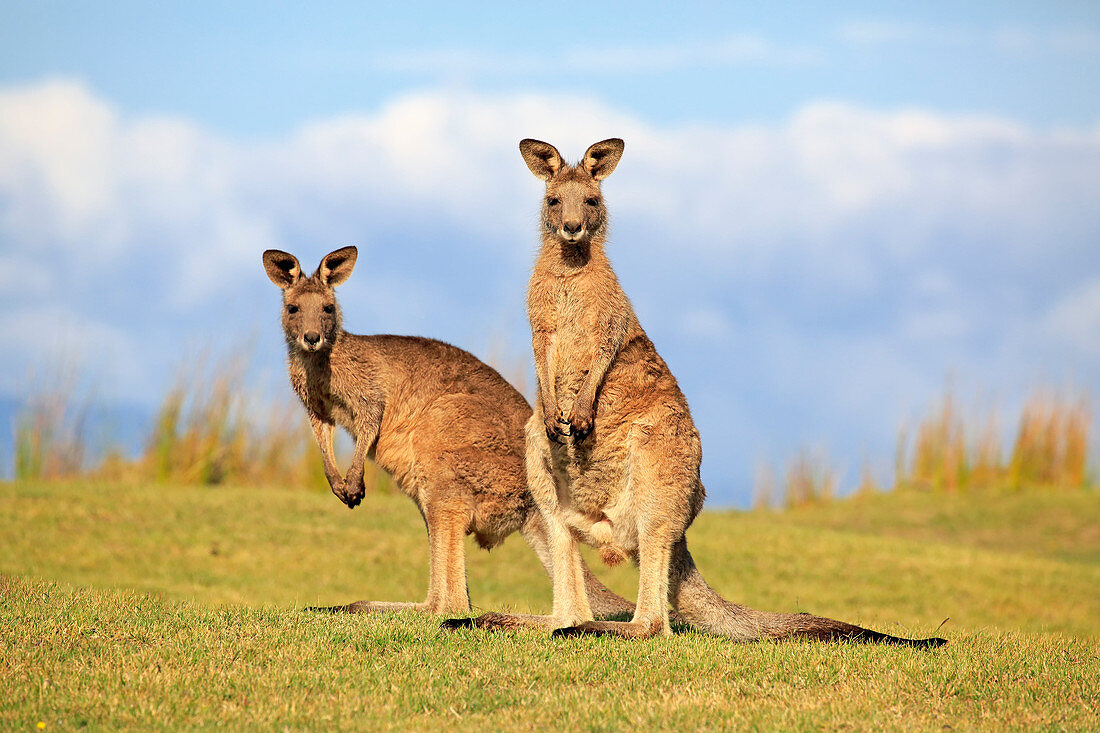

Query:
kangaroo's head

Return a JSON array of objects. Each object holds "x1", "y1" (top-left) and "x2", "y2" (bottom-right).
[
  {"x1": 520, "y1": 138, "x2": 624, "y2": 257},
  {"x1": 262, "y1": 246, "x2": 357, "y2": 354}
]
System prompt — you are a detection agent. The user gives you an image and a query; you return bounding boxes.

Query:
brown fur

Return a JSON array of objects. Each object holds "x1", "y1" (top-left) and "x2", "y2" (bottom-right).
[
  {"x1": 263, "y1": 246, "x2": 634, "y2": 617},
  {"x1": 443, "y1": 140, "x2": 946, "y2": 647}
]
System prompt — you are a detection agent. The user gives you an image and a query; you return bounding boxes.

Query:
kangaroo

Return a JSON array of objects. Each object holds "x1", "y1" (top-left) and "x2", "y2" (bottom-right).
[
  {"x1": 262, "y1": 246, "x2": 634, "y2": 617},
  {"x1": 443, "y1": 139, "x2": 945, "y2": 647}
]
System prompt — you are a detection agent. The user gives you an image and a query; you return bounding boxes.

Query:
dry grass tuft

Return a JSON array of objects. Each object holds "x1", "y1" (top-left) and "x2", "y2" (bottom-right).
[
  {"x1": 12, "y1": 354, "x2": 1094, "y2": 502},
  {"x1": 133, "y1": 351, "x2": 390, "y2": 491},
  {"x1": 1008, "y1": 391, "x2": 1091, "y2": 489},
  {"x1": 10, "y1": 351, "x2": 392, "y2": 493},
  {"x1": 12, "y1": 365, "x2": 90, "y2": 481},
  {"x1": 898, "y1": 387, "x2": 1092, "y2": 492},
  {"x1": 757, "y1": 386, "x2": 1094, "y2": 507},
  {"x1": 782, "y1": 448, "x2": 837, "y2": 508},
  {"x1": 754, "y1": 449, "x2": 838, "y2": 509}
]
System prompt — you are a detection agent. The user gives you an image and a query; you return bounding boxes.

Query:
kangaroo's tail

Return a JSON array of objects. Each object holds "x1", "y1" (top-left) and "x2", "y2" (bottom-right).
[{"x1": 668, "y1": 540, "x2": 946, "y2": 648}]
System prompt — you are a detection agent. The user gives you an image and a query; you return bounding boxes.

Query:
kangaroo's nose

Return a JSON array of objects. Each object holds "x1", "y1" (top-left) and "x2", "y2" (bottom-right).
[
  {"x1": 304, "y1": 331, "x2": 321, "y2": 345},
  {"x1": 563, "y1": 221, "x2": 583, "y2": 236}
]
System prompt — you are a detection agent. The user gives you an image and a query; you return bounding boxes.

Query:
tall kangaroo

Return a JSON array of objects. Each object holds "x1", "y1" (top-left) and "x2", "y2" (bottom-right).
[
  {"x1": 262, "y1": 246, "x2": 633, "y2": 617},
  {"x1": 444, "y1": 140, "x2": 945, "y2": 647}
]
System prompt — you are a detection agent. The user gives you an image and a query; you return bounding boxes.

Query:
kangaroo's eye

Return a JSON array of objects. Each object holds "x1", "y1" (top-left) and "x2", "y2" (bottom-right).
[
  {"x1": 286, "y1": 304, "x2": 299, "y2": 314},
  {"x1": 585, "y1": 197, "x2": 600, "y2": 207},
  {"x1": 546, "y1": 197, "x2": 560, "y2": 207},
  {"x1": 323, "y1": 304, "x2": 335, "y2": 314}
]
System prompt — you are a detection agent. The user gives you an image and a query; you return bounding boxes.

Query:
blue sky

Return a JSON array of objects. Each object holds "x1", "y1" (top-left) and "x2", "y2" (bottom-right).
[
  {"x1": 4, "y1": 1, "x2": 1100, "y2": 131},
  {"x1": 2, "y1": 1, "x2": 1099, "y2": 503}
]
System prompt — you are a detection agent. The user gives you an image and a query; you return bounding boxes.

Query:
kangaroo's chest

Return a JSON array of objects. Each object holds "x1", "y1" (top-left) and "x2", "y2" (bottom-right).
[
  {"x1": 540, "y1": 282, "x2": 601, "y2": 397},
  {"x1": 290, "y1": 363, "x2": 357, "y2": 434}
]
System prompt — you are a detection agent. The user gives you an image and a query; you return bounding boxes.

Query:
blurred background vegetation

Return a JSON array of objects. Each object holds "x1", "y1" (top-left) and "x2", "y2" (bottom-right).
[
  {"x1": 752, "y1": 385, "x2": 1092, "y2": 508},
  {"x1": 10, "y1": 353, "x2": 385, "y2": 494},
  {"x1": 8, "y1": 350, "x2": 1093, "y2": 508}
]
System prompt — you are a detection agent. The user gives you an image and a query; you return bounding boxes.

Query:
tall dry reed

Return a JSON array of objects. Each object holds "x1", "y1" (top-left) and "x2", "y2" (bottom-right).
[
  {"x1": 136, "y1": 352, "x2": 391, "y2": 491},
  {"x1": 753, "y1": 449, "x2": 838, "y2": 509},
  {"x1": 11, "y1": 351, "x2": 392, "y2": 493},
  {"x1": 12, "y1": 365, "x2": 90, "y2": 481},
  {"x1": 756, "y1": 386, "x2": 1094, "y2": 507},
  {"x1": 898, "y1": 387, "x2": 1091, "y2": 492}
]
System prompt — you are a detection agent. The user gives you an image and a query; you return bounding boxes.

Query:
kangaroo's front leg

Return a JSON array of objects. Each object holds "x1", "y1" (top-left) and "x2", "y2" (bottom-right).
[
  {"x1": 567, "y1": 314, "x2": 626, "y2": 441},
  {"x1": 339, "y1": 409, "x2": 381, "y2": 509},
  {"x1": 308, "y1": 414, "x2": 344, "y2": 498},
  {"x1": 532, "y1": 328, "x2": 570, "y2": 443}
]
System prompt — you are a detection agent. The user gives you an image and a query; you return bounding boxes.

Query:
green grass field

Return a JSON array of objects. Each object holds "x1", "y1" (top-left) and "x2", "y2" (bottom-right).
[{"x1": 3, "y1": 481, "x2": 1098, "y2": 730}]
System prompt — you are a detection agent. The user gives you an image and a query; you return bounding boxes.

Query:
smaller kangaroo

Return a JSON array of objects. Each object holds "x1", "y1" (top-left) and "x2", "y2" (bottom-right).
[
  {"x1": 263, "y1": 246, "x2": 633, "y2": 616},
  {"x1": 444, "y1": 139, "x2": 945, "y2": 647}
]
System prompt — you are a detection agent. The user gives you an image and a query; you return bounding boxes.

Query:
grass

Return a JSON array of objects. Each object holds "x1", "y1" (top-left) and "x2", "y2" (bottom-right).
[{"x1": 3, "y1": 480, "x2": 1099, "y2": 730}]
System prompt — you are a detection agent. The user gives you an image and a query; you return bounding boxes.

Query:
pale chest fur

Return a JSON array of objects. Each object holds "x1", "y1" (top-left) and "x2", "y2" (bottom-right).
[
  {"x1": 288, "y1": 358, "x2": 357, "y2": 436},
  {"x1": 530, "y1": 273, "x2": 619, "y2": 410},
  {"x1": 530, "y1": 267, "x2": 639, "y2": 536}
]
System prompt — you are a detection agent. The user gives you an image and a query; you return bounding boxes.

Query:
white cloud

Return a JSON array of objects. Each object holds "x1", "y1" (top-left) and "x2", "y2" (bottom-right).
[
  {"x1": 993, "y1": 26, "x2": 1100, "y2": 55},
  {"x1": 7, "y1": 80, "x2": 1095, "y2": 293},
  {"x1": 1, "y1": 80, "x2": 1098, "y2": 497},
  {"x1": 0, "y1": 81, "x2": 119, "y2": 246},
  {"x1": 562, "y1": 35, "x2": 820, "y2": 71},
  {"x1": 837, "y1": 20, "x2": 967, "y2": 46},
  {"x1": 3, "y1": 78, "x2": 1097, "y2": 318}
]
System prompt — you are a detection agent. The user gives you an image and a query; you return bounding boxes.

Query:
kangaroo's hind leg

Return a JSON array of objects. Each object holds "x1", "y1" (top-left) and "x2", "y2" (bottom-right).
[
  {"x1": 310, "y1": 492, "x2": 472, "y2": 616},
  {"x1": 422, "y1": 495, "x2": 472, "y2": 614},
  {"x1": 520, "y1": 511, "x2": 635, "y2": 620},
  {"x1": 551, "y1": 518, "x2": 674, "y2": 639},
  {"x1": 443, "y1": 415, "x2": 592, "y2": 632},
  {"x1": 552, "y1": 437, "x2": 685, "y2": 639},
  {"x1": 442, "y1": 504, "x2": 591, "y2": 633}
]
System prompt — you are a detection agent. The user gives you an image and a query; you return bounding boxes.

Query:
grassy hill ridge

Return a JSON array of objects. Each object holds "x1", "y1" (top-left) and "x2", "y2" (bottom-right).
[{"x1": 3, "y1": 481, "x2": 1098, "y2": 730}]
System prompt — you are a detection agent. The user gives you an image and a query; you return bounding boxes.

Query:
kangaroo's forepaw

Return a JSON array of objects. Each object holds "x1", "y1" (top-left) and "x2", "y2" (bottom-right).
[
  {"x1": 544, "y1": 414, "x2": 567, "y2": 444},
  {"x1": 567, "y1": 406, "x2": 594, "y2": 442},
  {"x1": 340, "y1": 487, "x2": 364, "y2": 509}
]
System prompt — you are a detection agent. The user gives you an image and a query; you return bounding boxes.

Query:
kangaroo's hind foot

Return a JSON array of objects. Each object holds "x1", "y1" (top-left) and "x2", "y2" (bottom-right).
[
  {"x1": 441, "y1": 612, "x2": 556, "y2": 632},
  {"x1": 308, "y1": 600, "x2": 429, "y2": 614}
]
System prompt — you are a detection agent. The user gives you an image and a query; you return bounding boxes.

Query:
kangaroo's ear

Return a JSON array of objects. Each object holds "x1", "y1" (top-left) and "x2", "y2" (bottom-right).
[
  {"x1": 582, "y1": 138, "x2": 624, "y2": 180},
  {"x1": 319, "y1": 246, "x2": 357, "y2": 287},
  {"x1": 519, "y1": 139, "x2": 563, "y2": 181},
  {"x1": 263, "y1": 249, "x2": 302, "y2": 289}
]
